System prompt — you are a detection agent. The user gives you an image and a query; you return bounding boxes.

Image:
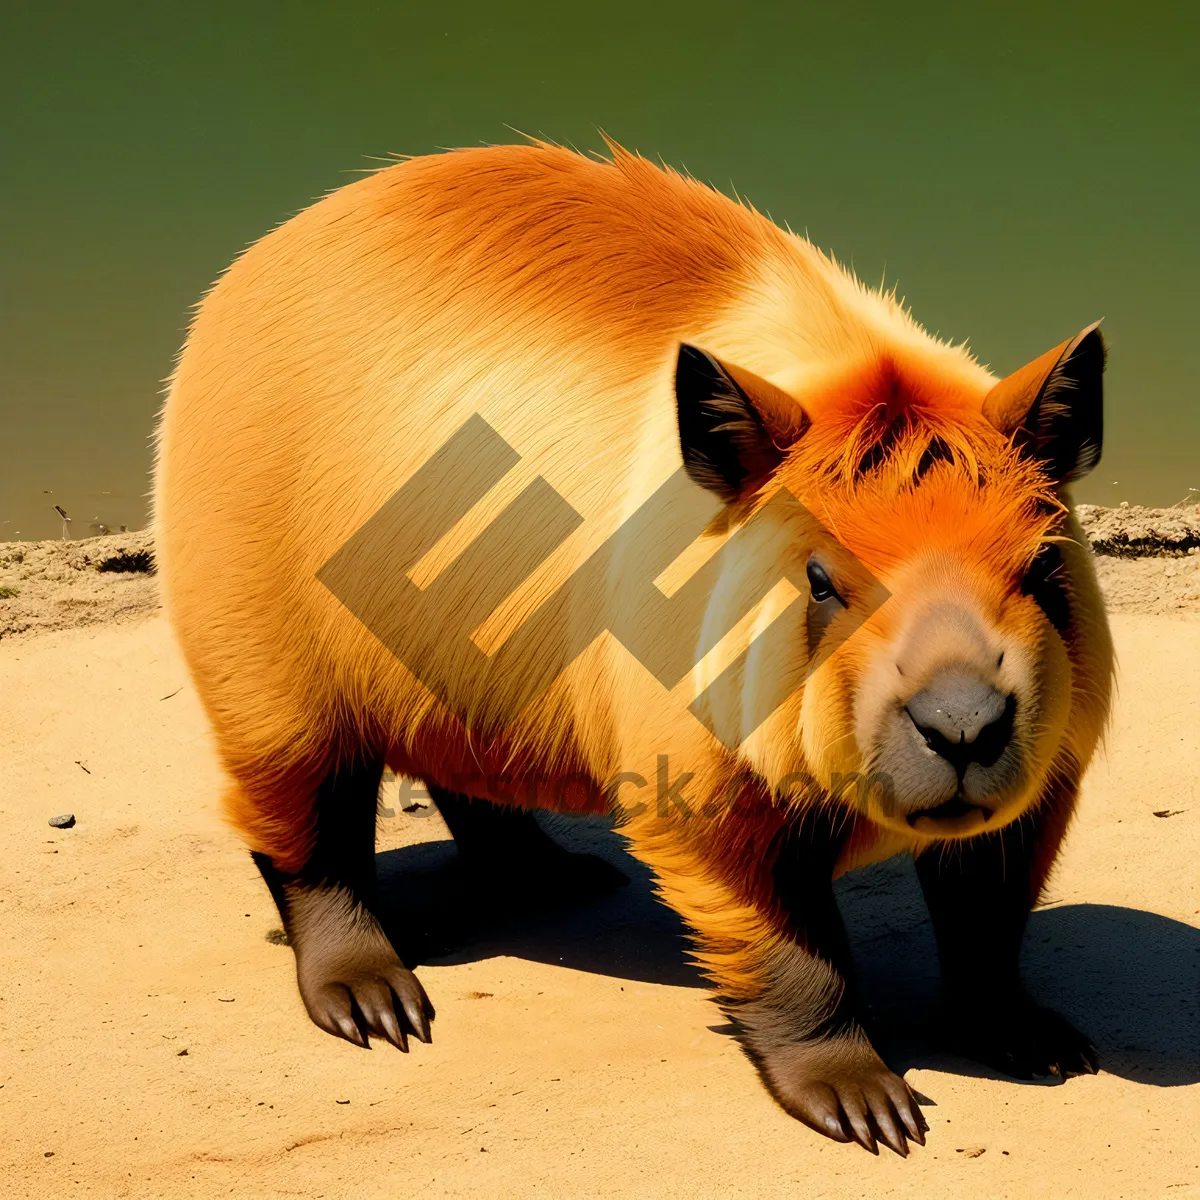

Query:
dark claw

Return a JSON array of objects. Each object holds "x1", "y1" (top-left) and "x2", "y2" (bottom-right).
[
  {"x1": 953, "y1": 1002, "x2": 1098, "y2": 1084},
  {"x1": 377, "y1": 1004, "x2": 409, "y2": 1053},
  {"x1": 903, "y1": 1106, "x2": 926, "y2": 1146},
  {"x1": 393, "y1": 977, "x2": 433, "y2": 1044},
  {"x1": 335, "y1": 1012, "x2": 368, "y2": 1048},
  {"x1": 386, "y1": 967, "x2": 432, "y2": 1023},
  {"x1": 841, "y1": 1095, "x2": 879, "y2": 1155},
  {"x1": 907, "y1": 1104, "x2": 926, "y2": 1142},
  {"x1": 409, "y1": 1000, "x2": 432, "y2": 1044},
  {"x1": 870, "y1": 1096, "x2": 909, "y2": 1158},
  {"x1": 850, "y1": 1124, "x2": 879, "y2": 1155},
  {"x1": 882, "y1": 1076, "x2": 925, "y2": 1145}
]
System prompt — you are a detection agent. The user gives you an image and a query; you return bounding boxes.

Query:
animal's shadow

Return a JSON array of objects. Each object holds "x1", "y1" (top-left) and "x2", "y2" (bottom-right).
[{"x1": 376, "y1": 814, "x2": 1199, "y2": 1087}]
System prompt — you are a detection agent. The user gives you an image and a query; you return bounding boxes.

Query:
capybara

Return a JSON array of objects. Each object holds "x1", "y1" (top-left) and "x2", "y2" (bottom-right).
[{"x1": 154, "y1": 142, "x2": 1113, "y2": 1155}]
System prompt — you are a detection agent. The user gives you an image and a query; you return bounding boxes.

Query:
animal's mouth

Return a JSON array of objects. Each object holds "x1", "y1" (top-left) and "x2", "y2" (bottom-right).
[{"x1": 906, "y1": 793, "x2": 994, "y2": 836}]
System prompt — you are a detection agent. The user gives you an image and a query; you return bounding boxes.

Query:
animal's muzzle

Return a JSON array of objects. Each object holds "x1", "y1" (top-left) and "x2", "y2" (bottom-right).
[{"x1": 902, "y1": 670, "x2": 1016, "y2": 834}]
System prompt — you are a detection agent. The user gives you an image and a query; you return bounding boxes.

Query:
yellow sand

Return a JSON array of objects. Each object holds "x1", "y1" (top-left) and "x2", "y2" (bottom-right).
[{"x1": 2, "y1": 613, "x2": 1197, "y2": 1198}]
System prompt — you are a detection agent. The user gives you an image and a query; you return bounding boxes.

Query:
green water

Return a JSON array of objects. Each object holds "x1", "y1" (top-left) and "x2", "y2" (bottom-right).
[{"x1": 2, "y1": 1, "x2": 1197, "y2": 540}]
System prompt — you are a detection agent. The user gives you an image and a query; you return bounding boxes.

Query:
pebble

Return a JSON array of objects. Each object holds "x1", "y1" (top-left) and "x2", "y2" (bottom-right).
[{"x1": 48, "y1": 814, "x2": 75, "y2": 829}]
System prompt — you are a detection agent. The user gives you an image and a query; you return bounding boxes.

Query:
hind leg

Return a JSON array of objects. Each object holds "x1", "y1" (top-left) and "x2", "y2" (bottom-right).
[
  {"x1": 427, "y1": 784, "x2": 627, "y2": 906},
  {"x1": 252, "y1": 752, "x2": 435, "y2": 1051}
]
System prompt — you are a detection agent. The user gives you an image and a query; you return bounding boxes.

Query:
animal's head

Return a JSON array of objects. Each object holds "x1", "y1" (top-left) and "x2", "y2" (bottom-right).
[{"x1": 676, "y1": 325, "x2": 1113, "y2": 840}]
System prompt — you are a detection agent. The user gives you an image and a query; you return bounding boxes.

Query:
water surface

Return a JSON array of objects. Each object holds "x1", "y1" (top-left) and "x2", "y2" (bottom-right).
[{"x1": 3, "y1": 2, "x2": 1197, "y2": 539}]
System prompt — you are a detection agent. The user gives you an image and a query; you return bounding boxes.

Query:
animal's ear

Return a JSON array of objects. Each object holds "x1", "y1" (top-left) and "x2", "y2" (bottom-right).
[
  {"x1": 982, "y1": 322, "x2": 1106, "y2": 483},
  {"x1": 675, "y1": 344, "x2": 809, "y2": 502}
]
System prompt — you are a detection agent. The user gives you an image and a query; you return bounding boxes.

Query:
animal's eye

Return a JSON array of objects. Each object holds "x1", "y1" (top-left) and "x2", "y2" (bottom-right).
[
  {"x1": 806, "y1": 557, "x2": 846, "y2": 607},
  {"x1": 1021, "y1": 543, "x2": 1070, "y2": 632}
]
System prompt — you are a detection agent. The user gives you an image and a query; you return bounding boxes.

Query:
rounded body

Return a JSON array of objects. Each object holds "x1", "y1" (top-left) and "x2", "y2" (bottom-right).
[{"x1": 154, "y1": 144, "x2": 1113, "y2": 1149}]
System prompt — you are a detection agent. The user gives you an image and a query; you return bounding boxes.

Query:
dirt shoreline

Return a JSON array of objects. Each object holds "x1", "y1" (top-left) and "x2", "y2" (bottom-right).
[{"x1": 2, "y1": 505, "x2": 1198, "y2": 642}]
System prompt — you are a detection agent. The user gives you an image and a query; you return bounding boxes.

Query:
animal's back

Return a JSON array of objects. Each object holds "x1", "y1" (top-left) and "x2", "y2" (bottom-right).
[
  {"x1": 159, "y1": 158, "x2": 733, "y2": 723},
  {"x1": 157, "y1": 140, "x2": 784, "y2": 543}
]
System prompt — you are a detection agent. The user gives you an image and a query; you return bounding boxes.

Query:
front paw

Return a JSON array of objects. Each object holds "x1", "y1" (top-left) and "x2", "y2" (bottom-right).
[
  {"x1": 288, "y1": 885, "x2": 435, "y2": 1051},
  {"x1": 948, "y1": 998, "x2": 1098, "y2": 1081},
  {"x1": 758, "y1": 1035, "x2": 927, "y2": 1156}
]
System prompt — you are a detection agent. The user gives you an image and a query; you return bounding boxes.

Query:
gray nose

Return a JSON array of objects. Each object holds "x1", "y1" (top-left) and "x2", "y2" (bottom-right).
[{"x1": 906, "y1": 670, "x2": 1015, "y2": 771}]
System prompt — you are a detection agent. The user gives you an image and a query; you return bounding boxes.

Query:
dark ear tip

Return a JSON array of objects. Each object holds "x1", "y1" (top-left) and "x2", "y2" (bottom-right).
[
  {"x1": 677, "y1": 342, "x2": 716, "y2": 374},
  {"x1": 676, "y1": 343, "x2": 730, "y2": 403},
  {"x1": 1075, "y1": 322, "x2": 1107, "y2": 373}
]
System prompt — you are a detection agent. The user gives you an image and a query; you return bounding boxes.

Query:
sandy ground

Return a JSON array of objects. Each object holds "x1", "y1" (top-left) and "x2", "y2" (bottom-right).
[{"x1": 2, "y1": 597, "x2": 1199, "y2": 1197}]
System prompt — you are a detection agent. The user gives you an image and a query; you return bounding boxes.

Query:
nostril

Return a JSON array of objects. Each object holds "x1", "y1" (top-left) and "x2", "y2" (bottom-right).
[
  {"x1": 970, "y1": 695, "x2": 1016, "y2": 767},
  {"x1": 906, "y1": 673, "x2": 1016, "y2": 772}
]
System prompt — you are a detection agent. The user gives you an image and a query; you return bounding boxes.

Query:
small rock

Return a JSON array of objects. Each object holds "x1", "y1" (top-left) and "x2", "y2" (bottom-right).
[
  {"x1": 48, "y1": 814, "x2": 75, "y2": 829},
  {"x1": 265, "y1": 928, "x2": 290, "y2": 946},
  {"x1": 177, "y1": 1049, "x2": 189, "y2": 1056}
]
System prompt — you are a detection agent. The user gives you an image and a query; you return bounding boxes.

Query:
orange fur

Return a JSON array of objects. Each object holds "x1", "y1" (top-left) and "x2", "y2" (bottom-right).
[{"x1": 153, "y1": 142, "x2": 1114, "y2": 1005}]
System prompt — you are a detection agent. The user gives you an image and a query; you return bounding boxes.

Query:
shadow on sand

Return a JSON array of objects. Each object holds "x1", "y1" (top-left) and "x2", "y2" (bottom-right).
[{"x1": 376, "y1": 814, "x2": 1199, "y2": 1088}]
